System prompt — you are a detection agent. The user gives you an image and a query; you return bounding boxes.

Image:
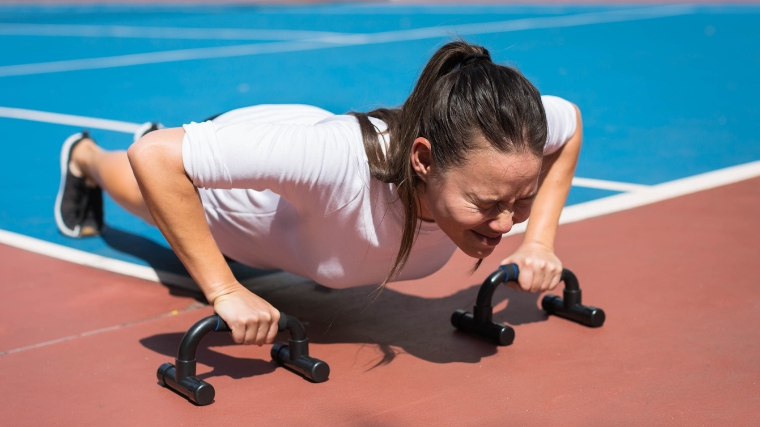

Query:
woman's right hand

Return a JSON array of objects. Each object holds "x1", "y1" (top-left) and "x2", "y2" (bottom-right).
[
  {"x1": 211, "y1": 283, "x2": 280, "y2": 346},
  {"x1": 129, "y1": 129, "x2": 279, "y2": 345}
]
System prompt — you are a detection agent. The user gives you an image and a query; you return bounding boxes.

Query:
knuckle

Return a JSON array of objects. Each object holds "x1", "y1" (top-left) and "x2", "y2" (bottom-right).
[{"x1": 260, "y1": 312, "x2": 272, "y2": 324}]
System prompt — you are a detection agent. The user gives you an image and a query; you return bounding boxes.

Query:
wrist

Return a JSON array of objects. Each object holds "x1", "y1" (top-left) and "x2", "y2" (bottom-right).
[
  {"x1": 519, "y1": 239, "x2": 554, "y2": 252},
  {"x1": 204, "y1": 280, "x2": 245, "y2": 305}
]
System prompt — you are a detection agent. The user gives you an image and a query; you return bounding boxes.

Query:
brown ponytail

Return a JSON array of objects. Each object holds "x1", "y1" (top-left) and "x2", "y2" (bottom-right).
[{"x1": 351, "y1": 40, "x2": 547, "y2": 288}]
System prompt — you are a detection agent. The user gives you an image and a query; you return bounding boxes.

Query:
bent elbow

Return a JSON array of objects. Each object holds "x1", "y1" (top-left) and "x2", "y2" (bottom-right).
[
  {"x1": 128, "y1": 130, "x2": 161, "y2": 165},
  {"x1": 127, "y1": 128, "x2": 185, "y2": 174}
]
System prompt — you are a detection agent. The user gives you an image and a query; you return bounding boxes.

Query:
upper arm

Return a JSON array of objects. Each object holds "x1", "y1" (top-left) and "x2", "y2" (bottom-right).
[
  {"x1": 542, "y1": 95, "x2": 580, "y2": 156},
  {"x1": 539, "y1": 99, "x2": 582, "y2": 180}
]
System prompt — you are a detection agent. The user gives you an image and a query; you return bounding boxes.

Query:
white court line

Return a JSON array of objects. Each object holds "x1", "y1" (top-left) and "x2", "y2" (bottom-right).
[
  {"x1": 2, "y1": 159, "x2": 759, "y2": 290},
  {"x1": 571, "y1": 177, "x2": 650, "y2": 192},
  {"x1": 0, "y1": 228, "x2": 193, "y2": 288},
  {"x1": 0, "y1": 104, "x2": 654, "y2": 193},
  {"x1": 0, "y1": 228, "x2": 316, "y2": 291},
  {"x1": 0, "y1": 106, "x2": 141, "y2": 133},
  {"x1": 0, "y1": 39, "x2": 331, "y2": 78},
  {"x1": 0, "y1": 5, "x2": 695, "y2": 78},
  {"x1": 0, "y1": 23, "x2": 350, "y2": 41},
  {"x1": 313, "y1": 4, "x2": 694, "y2": 45}
]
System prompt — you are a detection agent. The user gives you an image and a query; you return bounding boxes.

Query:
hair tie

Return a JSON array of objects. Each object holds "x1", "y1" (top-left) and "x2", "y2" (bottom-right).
[{"x1": 456, "y1": 53, "x2": 490, "y2": 70}]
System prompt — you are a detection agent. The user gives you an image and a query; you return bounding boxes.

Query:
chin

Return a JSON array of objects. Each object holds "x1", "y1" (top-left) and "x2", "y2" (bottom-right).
[{"x1": 462, "y1": 245, "x2": 495, "y2": 259}]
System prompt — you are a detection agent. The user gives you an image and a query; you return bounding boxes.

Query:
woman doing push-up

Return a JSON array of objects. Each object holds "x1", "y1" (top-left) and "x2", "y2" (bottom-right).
[{"x1": 55, "y1": 40, "x2": 582, "y2": 347}]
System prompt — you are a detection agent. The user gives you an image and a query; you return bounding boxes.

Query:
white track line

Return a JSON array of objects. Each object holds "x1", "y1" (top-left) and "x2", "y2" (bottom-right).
[
  {"x1": 0, "y1": 5, "x2": 695, "y2": 78},
  {"x1": 571, "y1": 177, "x2": 650, "y2": 192},
  {"x1": 0, "y1": 104, "x2": 651, "y2": 192},
  {"x1": 0, "y1": 39, "x2": 331, "y2": 78},
  {"x1": 0, "y1": 23, "x2": 349, "y2": 41},
  {"x1": 0, "y1": 228, "x2": 195, "y2": 288},
  {"x1": 0, "y1": 228, "x2": 316, "y2": 291},
  {"x1": 315, "y1": 4, "x2": 695, "y2": 45},
  {"x1": 2, "y1": 161, "x2": 759, "y2": 289},
  {"x1": 0, "y1": 106, "x2": 141, "y2": 133}
]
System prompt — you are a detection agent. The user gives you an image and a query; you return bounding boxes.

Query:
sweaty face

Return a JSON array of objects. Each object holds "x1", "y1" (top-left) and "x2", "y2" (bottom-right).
[{"x1": 419, "y1": 146, "x2": 542, "y2": 259}]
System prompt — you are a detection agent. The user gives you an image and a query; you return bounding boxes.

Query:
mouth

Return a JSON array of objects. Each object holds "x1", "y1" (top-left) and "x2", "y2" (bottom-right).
[{"x1": 471, "y1": 230, "x2": 502, "y2": 247}]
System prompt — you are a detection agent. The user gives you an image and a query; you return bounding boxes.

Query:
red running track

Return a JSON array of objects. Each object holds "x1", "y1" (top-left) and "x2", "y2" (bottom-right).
[{"x1": 1, "y1": 177, "x2": 759, "y2": 426}]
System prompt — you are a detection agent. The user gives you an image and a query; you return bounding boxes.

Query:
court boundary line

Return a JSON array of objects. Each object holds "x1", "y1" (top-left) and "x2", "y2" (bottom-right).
[
  {"x1": 571, "y1": 177, "x2": 650, "y2": 193},
  {"x1": 0, "y1": 104, "x2": 644, "y2": 192},
  {"x1": 0, "y1": 106, "x2": 141, "y2": 133},
  {"x1": 1, "y1": 160, "x2": 759, "y2": 290},
  {"x1": 0, "y1": 5, "x2": 695, "y2": 78},
  {"x1": 0, "y1": 23, "x2": 350, "y2": 41}
]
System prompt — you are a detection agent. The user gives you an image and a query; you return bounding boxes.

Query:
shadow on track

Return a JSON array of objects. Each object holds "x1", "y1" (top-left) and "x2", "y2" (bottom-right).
[
  {"x1": 140, "y1": 274, "x2": 549, "y2": 381},
  {"x1": 101, "y1": 226, "x2": 280, "y2": 299},
  {"x1": 104, "y1": 226, "x2": 549, "y2": 377}
]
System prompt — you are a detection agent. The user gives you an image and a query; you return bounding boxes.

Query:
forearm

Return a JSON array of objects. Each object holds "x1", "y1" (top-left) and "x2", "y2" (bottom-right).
[
  {"x1": 128, "y1": 128, "x2": 238, "y2": 303},
  {"x1": 522, "y1": 104, "x2": 582, "y2": 249}
]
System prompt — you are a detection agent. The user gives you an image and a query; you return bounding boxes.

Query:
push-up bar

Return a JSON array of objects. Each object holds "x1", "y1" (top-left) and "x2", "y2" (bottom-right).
[
  {"x1": 157, "y1": 266, "x2": 603, "y2": 405},
  {"x1": 451, "y1": 264, "x2": 605, "y2": 345},
  {"x1": 157, "y1": 312, "x2": 329, "y2": 406}
]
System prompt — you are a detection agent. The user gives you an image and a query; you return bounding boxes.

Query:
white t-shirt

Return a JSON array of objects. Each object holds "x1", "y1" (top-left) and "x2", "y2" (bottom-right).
[{"x1": 182, "y1": 95, "x2": 576, "y2": 289}]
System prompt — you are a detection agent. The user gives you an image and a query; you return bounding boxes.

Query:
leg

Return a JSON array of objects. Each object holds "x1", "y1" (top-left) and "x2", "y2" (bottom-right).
[{"x1": 70, "y1": 138, "x2": 155, "y2": 225}]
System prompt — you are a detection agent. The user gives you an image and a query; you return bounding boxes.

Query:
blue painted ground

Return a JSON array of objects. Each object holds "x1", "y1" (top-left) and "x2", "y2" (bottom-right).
[{"x1": 0, "y1": 4, "x2": 758, "y2": 275}]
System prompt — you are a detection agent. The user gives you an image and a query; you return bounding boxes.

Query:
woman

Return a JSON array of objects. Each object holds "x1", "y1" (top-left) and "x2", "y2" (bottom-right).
[{"x1": 55, "y1": 41, "x2": 581, "y2": 347}]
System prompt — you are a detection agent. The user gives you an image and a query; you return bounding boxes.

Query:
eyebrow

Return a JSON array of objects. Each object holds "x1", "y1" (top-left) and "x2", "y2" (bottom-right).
[{"x1": 474, "y1": 192, "x2": 537, "y2": 205}]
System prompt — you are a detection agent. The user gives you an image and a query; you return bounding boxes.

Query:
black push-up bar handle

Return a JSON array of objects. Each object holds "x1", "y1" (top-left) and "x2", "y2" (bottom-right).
[
  {"x1": 157, "y1": 312, "x2": 329, "y2": 406},
  {"x1": 451, "y1": 264, "x2": 605, "y2": 345}
]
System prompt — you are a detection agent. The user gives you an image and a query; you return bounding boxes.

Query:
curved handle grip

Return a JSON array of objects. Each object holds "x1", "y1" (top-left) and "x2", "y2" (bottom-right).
[
  {"x1": 211, "y1": 312, "x2": 301, "y2": 339},
  {"x1": 477, "y1": 265, "x2": 581, "y2": 308},
  {"x1": 500, "y1": 263, "x2": 520, "y2": 282},
  {"x1": 475, "y1": 264, "x2": 519, "y2": 308}
]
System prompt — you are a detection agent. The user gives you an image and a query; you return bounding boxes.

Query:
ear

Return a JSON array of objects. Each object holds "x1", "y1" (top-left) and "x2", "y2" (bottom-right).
[{"x1": 410, "y1": 137, "x2": 433, "y2": 183}]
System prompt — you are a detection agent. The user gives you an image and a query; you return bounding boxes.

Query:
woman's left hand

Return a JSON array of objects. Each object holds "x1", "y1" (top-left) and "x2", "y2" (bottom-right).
[{"x1": 500, "y1": 242, "x2": 562, "y2": 293}]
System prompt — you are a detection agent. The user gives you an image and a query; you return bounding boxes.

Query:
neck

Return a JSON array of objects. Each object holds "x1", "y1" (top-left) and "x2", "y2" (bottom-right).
[{"x1": 416, "y1": 192, "x2": 435, "y2": 223}]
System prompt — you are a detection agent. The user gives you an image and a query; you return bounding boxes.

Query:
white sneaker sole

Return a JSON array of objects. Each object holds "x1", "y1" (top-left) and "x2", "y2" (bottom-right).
[{"x1": 54, "y1": 132, "x2": 85, "y2": 238}]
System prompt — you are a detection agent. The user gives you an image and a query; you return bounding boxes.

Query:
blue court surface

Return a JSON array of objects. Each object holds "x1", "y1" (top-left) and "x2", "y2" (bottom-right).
[{"x1": 0, "y1": 3, "x2": 758, "y2": 279}]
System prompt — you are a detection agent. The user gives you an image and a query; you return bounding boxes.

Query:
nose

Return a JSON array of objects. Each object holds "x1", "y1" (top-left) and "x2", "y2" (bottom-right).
[{"x1": 488, "y1": 211, "x2": 514, "y2": 235}]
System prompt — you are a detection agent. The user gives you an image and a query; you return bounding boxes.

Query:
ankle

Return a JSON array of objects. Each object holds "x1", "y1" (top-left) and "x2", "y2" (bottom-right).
[{"x1": 69, "y1": 138, "x2": 98, "y2": 180}]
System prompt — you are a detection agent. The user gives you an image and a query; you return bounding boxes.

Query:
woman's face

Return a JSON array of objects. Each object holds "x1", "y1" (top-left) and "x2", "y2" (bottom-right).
[{"x1": 414, "y1": 138, "x2": 542, "y2": 259}]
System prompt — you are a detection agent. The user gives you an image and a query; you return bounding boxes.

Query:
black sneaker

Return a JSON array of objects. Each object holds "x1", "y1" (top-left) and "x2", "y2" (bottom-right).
[
  {"x1": 54, "y1": 132, "x2": 104, "y2": 237},
  {"x1": 133, "y1": 122, "x2": 164, "y2": 142}
]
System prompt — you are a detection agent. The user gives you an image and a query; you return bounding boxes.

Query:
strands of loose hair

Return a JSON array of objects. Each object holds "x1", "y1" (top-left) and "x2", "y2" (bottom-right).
[{"x1": 350, "y1": 40, "x2": 547, "y2": 291}]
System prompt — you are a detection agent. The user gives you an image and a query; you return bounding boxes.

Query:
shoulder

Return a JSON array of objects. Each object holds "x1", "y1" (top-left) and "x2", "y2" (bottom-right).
[{"x1": 541, "y1": 95, "x2": 578, "y2": 155}]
